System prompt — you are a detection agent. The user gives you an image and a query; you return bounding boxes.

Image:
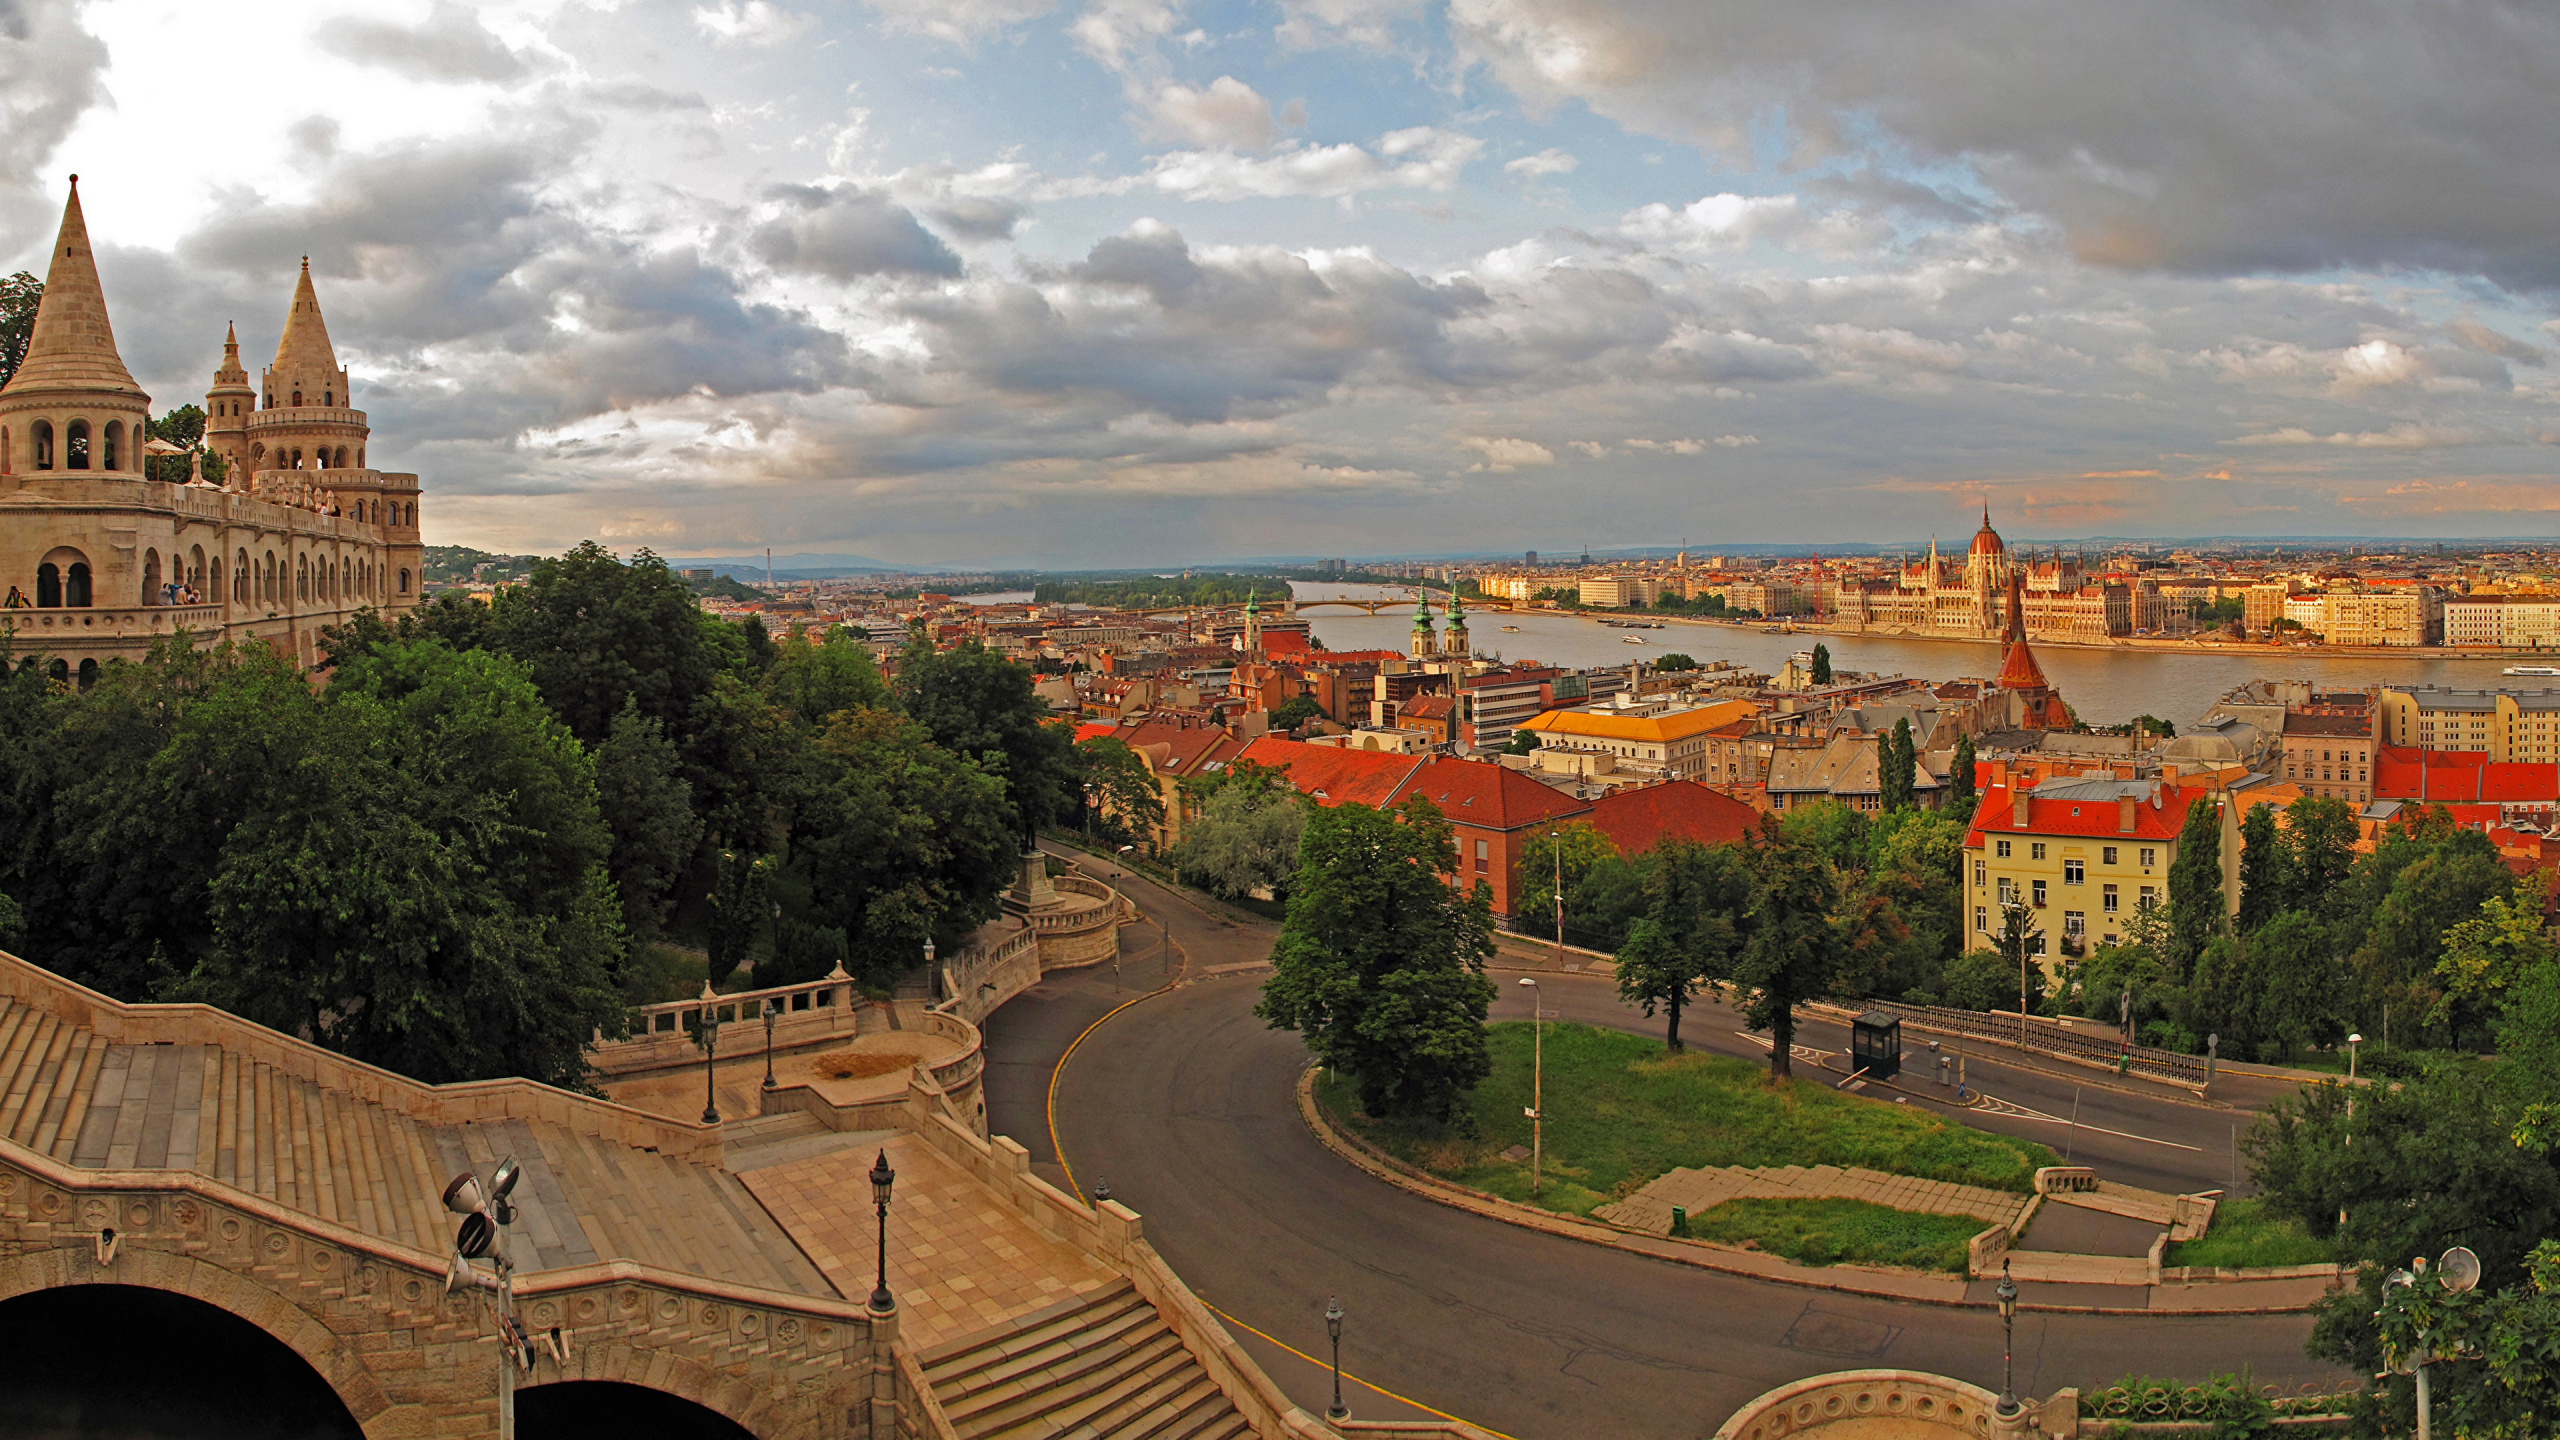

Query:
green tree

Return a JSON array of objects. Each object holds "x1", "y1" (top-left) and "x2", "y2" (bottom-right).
[
  {"x1": 793, "y1": 708, "x2": 1020, "y2": 981},
  {"x1": 174, "y1": 639, "x2": 627, "y2": 1088},
  {"x1": 1879, "y1": 718, "x2": 1916, "y2": 811},
  {"x1": 593, "y1": 699, "x2": 702, "y2": 937},
  {"x1": 2375, "y1": 1238, "x2": 2560, "y2": 1440},
  {"x1": 1172, "y1": 781, "x2": 1306, "y2": 900},
  {"x1": 1776, "y1": 799, "x2": 1869, "y2": 873},
  {"x1": 1731, "y1": 824, "x2": 1844, "y2": 1080},
  {"x1": 1077, "y1": 736, "x2": 1165, "y2": 848},
  {"x1": 1503, "y1": 728, "x2": 1542, "y2": 756},
  {"x1": 703, "y1": 849, "x2": 772, "y2": 985},
  {"x1": 2287, "y1": 794, "x2": 2360, "y2": 914},
  {"x1": 1613, "y1": 839, "x2": 1747, "y2": 1051},
  {"x1": 763, "y1": 626, "x2": 891, "y2": 725},
  {"x1": 1652, "y1": 653, "x2": 1699, "y2": 672},
  {"x1": 897, "y1": 638, "x2": 1077, "y2": 841},
  {"x1": 1515, "y1": 822, "x2": 1620, "y2": 941},
  {"x1": 1256, "y1": 796, "x2": 1498, "y2": 1119},
  {"x1": 1947, "y1": 733, "x2": 1976, "y2": 811},
  {"x1": 489, "y1": 542, "x2": 727, "y2": 745},
  {"x1": 0, "y1": 272, "x2": 36, "y2": 390},
  {"x1": 2432, "y1": 891, "x2": 2556, "y2": 1036},
  {"x1": 2166, "y1": 795, "x2": 2226, "y2": 979},
  {"x1": 1809, "y1": 643, "x2": 1832, "y2": 685},
  {"x1": 2236, "y1": 802, "x2": 2291, "y2": 932},
  {"x1": 1268, "y1": 694, "x2": 1324, "y2": 731}
]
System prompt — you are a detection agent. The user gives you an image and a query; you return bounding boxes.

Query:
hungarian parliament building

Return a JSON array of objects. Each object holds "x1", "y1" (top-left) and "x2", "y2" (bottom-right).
[{"x1": 1830, "y1": 509, "x2": 2137, "y2": 642}]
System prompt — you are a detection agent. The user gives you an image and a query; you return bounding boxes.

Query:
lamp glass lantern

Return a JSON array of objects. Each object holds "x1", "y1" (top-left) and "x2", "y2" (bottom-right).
[
  {"x1": 868, "y1": 1149, "x2": 898, "y2": 1314},
  {"x1": 1994, "y1": 1260, "x2": 2020, "y2": 1416}
]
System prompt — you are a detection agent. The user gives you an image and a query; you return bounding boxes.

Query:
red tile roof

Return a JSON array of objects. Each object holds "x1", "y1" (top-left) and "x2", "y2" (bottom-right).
[
  {"x1": 1261, "y1": 631, "x2": 1312, "y2": 656},
  {"x1": 1389, "y1": 758, "x2": 1592, "y2": 831},
  {"x1": 1588, "y1": 781, "x2": 1761, "y2": 854},
  {"x1": 1123, "y1": 717, "x2": 1246, "y2": 777},
  {"x1": 2369, "y1": 746, "x2": 2559, "y2": 803},
  {"x1": 1963, "y1": 783, "x2": 2203, "y2": 847},
  {"x1": 1072, "y1": 721, "x2": 1119, "y2": 744},
  {"x1": 1235, "y1": 736, "x2": 1424, "y2": 808}
]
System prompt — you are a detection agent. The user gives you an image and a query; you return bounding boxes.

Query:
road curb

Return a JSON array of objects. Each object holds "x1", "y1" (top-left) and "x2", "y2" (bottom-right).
[{"x1": 1291, "y1": 1069, "x2": 2326, "y2": 1316}]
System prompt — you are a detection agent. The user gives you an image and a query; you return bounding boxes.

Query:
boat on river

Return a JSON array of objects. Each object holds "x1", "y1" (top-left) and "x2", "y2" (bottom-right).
[{"x1": 2505, "y1": 665, "x2": 2560, "y2": 676}]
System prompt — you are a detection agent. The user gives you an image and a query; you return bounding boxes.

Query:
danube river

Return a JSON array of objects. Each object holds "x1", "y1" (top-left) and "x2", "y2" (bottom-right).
[{"x1": 1285, "y1": 584, "x2": 2531, "y2": 728}]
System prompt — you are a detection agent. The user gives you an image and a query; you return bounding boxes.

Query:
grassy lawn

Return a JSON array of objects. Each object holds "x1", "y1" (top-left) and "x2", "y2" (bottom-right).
[
  {"x1": 1317, "y1": 1021, "x2": 2057, "y2": 1217},
  {"x1": 2163, "y1": 1198, "x2": 2332, "y2": 1270},
  {"x1": 1685, "y1": 1198, "x2": 1979, "y2": 1273}
]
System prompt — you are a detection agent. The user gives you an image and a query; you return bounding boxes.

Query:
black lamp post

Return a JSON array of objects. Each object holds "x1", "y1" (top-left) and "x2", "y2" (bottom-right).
[
  {"x1": 868, "y1": 1149, "x2": 897, "y2": 1315},
  {"x1": 1324, "y1": 1296, "x2": 1347, "y2": 1422},
  {"x1": 1995, "y1": 1259, "x2": 2020, "y2": 1417},
  {"x1": 698, "y1": 985, "x2": 723, "y2": 1126},
  {"x1": 762, "y1": 1000, "x2": 778, "y2": 1092}
]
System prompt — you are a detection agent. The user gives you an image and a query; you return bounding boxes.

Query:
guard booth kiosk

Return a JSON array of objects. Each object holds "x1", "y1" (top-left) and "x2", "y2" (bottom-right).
[{"x1": 1850, "y1": 1011, "x2": 1902, "y2": 1081}]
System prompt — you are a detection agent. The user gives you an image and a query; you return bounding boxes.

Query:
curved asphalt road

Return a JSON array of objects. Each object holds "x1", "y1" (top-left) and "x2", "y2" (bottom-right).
[{"x1": 984, "y1": 852, "x2": 2334, "y2": 1439}]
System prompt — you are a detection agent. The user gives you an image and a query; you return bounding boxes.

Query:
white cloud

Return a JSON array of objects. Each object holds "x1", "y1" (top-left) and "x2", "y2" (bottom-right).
[
  {"x1": 1625, "y1": 437, "x2": 1705, "y2": 455},
  {"x1": 1462, "y1": 435, "x2": 1556, "y2": 470},
  {"x1": 1716, "y1": 433, "x2": 1758, "y2": 447},
  {"x1": 1504, "y1": 147, "x2": 1578, "y2": 178},
  {"x1": 1071, "y1": 0, "x2": 1187, "y2": 71},
  {"x1": 2330, "y1": 339, "x2": 2422, "y2": 390},
  {"x1": 1139, "y1": 77, "x2": 1282, "y2": 150},
  {"x1": 859, "y1": 0, "x2": 1056, "y2": 46},
  {"x1": 1137, "y1": 127, "x2": 1480, "y2": 201},
  {"x1": 1619, "y1": 193, "x2": 1802, "y2": 248},
  {"x1": 2234, "y1": 422, "x2": 2472, "y2": 449},
  {"x1": 1275, "y1": 0, "x2": 1424, "y2": 49},
  {"x1": 1812, "y1": 324, "x2": 1967, "y2": 373},
  {"x1": 692, "y1": 1, "x2": 819, "y2": 47}
]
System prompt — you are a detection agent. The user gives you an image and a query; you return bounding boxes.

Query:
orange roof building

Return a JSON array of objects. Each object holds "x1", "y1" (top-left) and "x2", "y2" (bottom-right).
[
  {"x1": 1517, "y1": 699, "x2": 1756, "y2": 782},
  {"x1": 1994, "y1": 573, "x2": 2072, "y2": 730}
]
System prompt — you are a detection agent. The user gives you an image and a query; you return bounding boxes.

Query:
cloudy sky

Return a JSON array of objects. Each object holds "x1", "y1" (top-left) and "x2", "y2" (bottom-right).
[{"x1": 5, "y1": 0, "x2": 2558, "y2": 565}]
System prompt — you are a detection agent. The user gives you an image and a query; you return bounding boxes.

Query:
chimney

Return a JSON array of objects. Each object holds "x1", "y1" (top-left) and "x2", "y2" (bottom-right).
[
  {"x1": 2011, "y1": 789, "x2": 2030, "y2": 829},
  {"x1": 2118, "y1": 794, "x2": 2137, "y2": 833}
]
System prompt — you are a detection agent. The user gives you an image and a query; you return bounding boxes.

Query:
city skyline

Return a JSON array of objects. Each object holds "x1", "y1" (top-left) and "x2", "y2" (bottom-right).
[{"x1": 3, "y1": 0, "x2": 2555, "y2": 566}]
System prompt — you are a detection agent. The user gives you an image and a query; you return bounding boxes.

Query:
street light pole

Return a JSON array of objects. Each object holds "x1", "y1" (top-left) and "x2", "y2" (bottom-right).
[
  {"x1": 1550, "y1": 830, "x2": 1563, "y2": 964},
  {"x1": 1324, "y1": 1296, "x2": 1347, "y2": 1423},
  {"x1": 1995, "y1": 1259, "x2": 2020, "y2": 1418},
  {"x1": 1518, "y1": 977, "x2": 1543, "y2": 1196},
  {"x1": 868, "y1": 1149, "x2": 898, "y2": 1314},
  {"x1": 2341, "y1": 1032, "x2": 2362, "y2": 1227},
  {"x1": 697, "y1": 984, "x2": 722, "y2": 1126},
  {"x1": 762, "y1": 1000, "x2": 778, "y2": 1092}
]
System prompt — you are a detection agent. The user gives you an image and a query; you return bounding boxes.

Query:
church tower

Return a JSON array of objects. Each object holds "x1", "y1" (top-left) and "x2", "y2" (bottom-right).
[
  {"x1": 1242, "y1": 588, "x2": 1261, "y2": 651},
  {"x1": 1441, "y1": 587, "x2": 1469, "y2": 658},
  {"x1": 203, "y1": 323, "x2": 254, "y2": 487},
  {"x1": 1409, "y1": 590, "x2": 1437, "y2": 660},
  {"x1": 0, "y1": 176, "x2": 152, "y2": 486}
]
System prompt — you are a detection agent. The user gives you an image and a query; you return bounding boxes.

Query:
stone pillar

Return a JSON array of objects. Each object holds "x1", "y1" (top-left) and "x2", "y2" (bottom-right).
[
  {"x1": 868, "y1": 1307, "x2": 900, "y2": 1439},
  {"x1": 1012, "y1": 850, "x2": 1057, "y2": 911}
]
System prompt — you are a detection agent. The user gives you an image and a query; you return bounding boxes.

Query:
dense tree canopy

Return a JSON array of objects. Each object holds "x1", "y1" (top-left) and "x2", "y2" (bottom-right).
[
  {"x1": 1257, "y1": 796, "x2": 1497, "y2": 1119},
  {"x1": 898, "y1": 637, "x2": 1077, "y2": 841}
]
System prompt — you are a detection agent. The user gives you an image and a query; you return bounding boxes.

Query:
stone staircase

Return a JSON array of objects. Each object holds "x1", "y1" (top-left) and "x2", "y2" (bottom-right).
[
  {"x1": 918, "y1": 1280, "x2": 1254, "y2": 1440},
  {"x1": 1597, "y1": 1162, "x2": 2030, "y2": 1237},
  {"x1": 0, "y1": 996, "x2": 825, "y2": 1292}
]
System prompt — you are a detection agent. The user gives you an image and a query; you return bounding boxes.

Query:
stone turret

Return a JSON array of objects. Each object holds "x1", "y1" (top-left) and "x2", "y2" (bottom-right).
[
  {"x1": 203, "y1": 323, "x2": 254, "y2": 487},
  {"x1": 0, "y1": 176, "x2": 152, "y2": 482},
  {"x1": 245, "y1": 260, "x2": 370, "y2": 483},
  {"x1": 1441, "y1": 587, "x2": 1469, "y2": 658},
  {"x1": 1410, "y1": 589, "x2": 1436, "y2": 660}
]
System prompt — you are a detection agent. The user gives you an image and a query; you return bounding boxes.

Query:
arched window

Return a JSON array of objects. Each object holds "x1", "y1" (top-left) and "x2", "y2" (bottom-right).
[
  {"x1": 189, "y1": 546, "x2": 206, "y2": 599},
  {"x1": 36, "y1": 564, "x2": 60, "y2": 608},
  {"x1": 46, "y1": 659, "x2": 66, "y2": 686},
  {"x1": 233, "y1": 550, "x2": 248, "y2": 603},
  {"x1": 292, "y1": 390, "x2": 302, "y2": 407},
  {"x1": 31, "y1": 421, "x2": 50, "y2": 470},
  {"x1": 315, "y1": 450, "x2": 328, "y2": 470},
  {"x1": 66, "y1": 420, "x2": 89, "y2": 470},
  {"x1": 323, "y1": 390, "x2": 332, "y2": 407},
  {"x1": 142, "y1": 549, "x2": 161, "y2": 606},
  {"x1": 76, "y1": 659, "x2": 97, "y2": 691},
  {"x1": 263, "y1": 551, "x2": 276, "y2": 602},
  {"x1": 102, "y1": 421, "x2": 121, "y2": 471},
  {"x1": 333, "y1": 447, "x2": 348, "y2": 468},
  {"x1": 251, "y1": 443, "x2": 264, "y2": 467},
  {"x1": 296, "y1": 555, "x2": 309, "y2": 601},
  {"x1": 67, "y1": 562, "x2": 91, "y2": 607},
  {"x1": 399, "y1": 567, "x2": 411, "y2": 595},
  {"x1": 357, "y1": 447, "x2": 365, "y2": 467},
  {"x1": 2, "y1": 426, "x2": 10, "y2": 474}
]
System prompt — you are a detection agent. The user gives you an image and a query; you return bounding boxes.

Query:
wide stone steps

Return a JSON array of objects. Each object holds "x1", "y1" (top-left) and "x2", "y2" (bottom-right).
[
  {"x1": 920, "y1": 1280, "x2": 1254, "y2": 1440},
  {"x1": 0, "y1": 998, "x2": 828, "y2": 1295}
]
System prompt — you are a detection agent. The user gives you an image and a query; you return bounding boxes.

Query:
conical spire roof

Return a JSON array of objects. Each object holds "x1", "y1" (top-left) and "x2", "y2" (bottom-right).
[
  {"x1": 269, "y1": 258, "x2": 344, "y2": 395},
  {"x1": 1995, "y1": 573, "x2": 2050, "y2": 692},
  {"x1": 4, "y1": 176, "x2": 144, "y2": 400},
  {"x1": 212, "y1": 322, "x2": 250, "y2": 389}
]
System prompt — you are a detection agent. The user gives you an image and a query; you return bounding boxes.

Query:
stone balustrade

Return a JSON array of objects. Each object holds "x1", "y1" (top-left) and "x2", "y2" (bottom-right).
[{"x1": 6, "y1": 603, "x2": 225, "y2": 637}]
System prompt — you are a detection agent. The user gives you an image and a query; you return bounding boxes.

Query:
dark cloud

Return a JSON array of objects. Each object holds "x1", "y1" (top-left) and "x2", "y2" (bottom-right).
[
  {"x1": 925, "y1": 196, "x2": 1026, "y2": 241},
  {"x1": 752, "y1": 185, "x2": 963, "y2": 279},
  {"x1": 0, "y1": 0, "x2": 107, "y2": 189},
  {"x1": 316, "y1": 1, "x2": 528, "y2": 84},
  {"x1": 1453, "y1": 0, "x2": 2560, "y2": 289}
]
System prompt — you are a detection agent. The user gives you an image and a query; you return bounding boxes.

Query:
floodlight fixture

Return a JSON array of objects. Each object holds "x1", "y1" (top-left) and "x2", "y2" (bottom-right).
[
  {"x1": 2439, "y1": 1246, "x2": 2481, "y2": 1294},
  {"x1": 455, "y1": 1211, "x2": 495, "y2": 1260},
  {"x1": 491, "y1": 1157, "x2": 521, "y2": 1201},
  {"x1": 443, "y1": 1172, "x2": 486, "y2": 1217}
]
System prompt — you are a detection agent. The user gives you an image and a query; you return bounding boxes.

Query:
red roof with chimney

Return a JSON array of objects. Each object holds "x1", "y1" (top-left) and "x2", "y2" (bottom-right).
[
  {"x1": 1122, "y1": 717, "x2": 1247, "y2": 776},
  {"x1": 2373, "y1": 746, "x2": 2559, "y2": 805},
  {"x1": 1389, "y1": 758, "x2": 1592, "y2": 831},
  {"x1": 1963, "y1": 783, "x2": 2202, "y2": 847},
  {"x1": 1234, "y1": 736, "x2": 1425, "y2": 808},
  {"x1": 1588, "y1": 781, "x2": 1761, "y2": 854}
]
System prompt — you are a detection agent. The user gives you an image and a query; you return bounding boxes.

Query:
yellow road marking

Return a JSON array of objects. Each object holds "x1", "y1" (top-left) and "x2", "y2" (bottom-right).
[{"x1": 1200, "y1": 1300, "x2": 1520, "y2": 1440}]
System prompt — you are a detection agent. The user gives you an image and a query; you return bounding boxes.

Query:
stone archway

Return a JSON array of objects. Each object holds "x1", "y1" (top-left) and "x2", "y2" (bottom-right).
[
  {"x1": 517, "y1": 1380, "x2": 758, "y2": 1439},
  {"x1": 0, "y1": 1278, "x2": 365, "y2": 1437},
  {"x1": 0, "y1": 1246, "x2": 394, "y2": 1430},
  {"x1": 526, "y1": 1330, "x2": 790, "y2": 1435}
]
